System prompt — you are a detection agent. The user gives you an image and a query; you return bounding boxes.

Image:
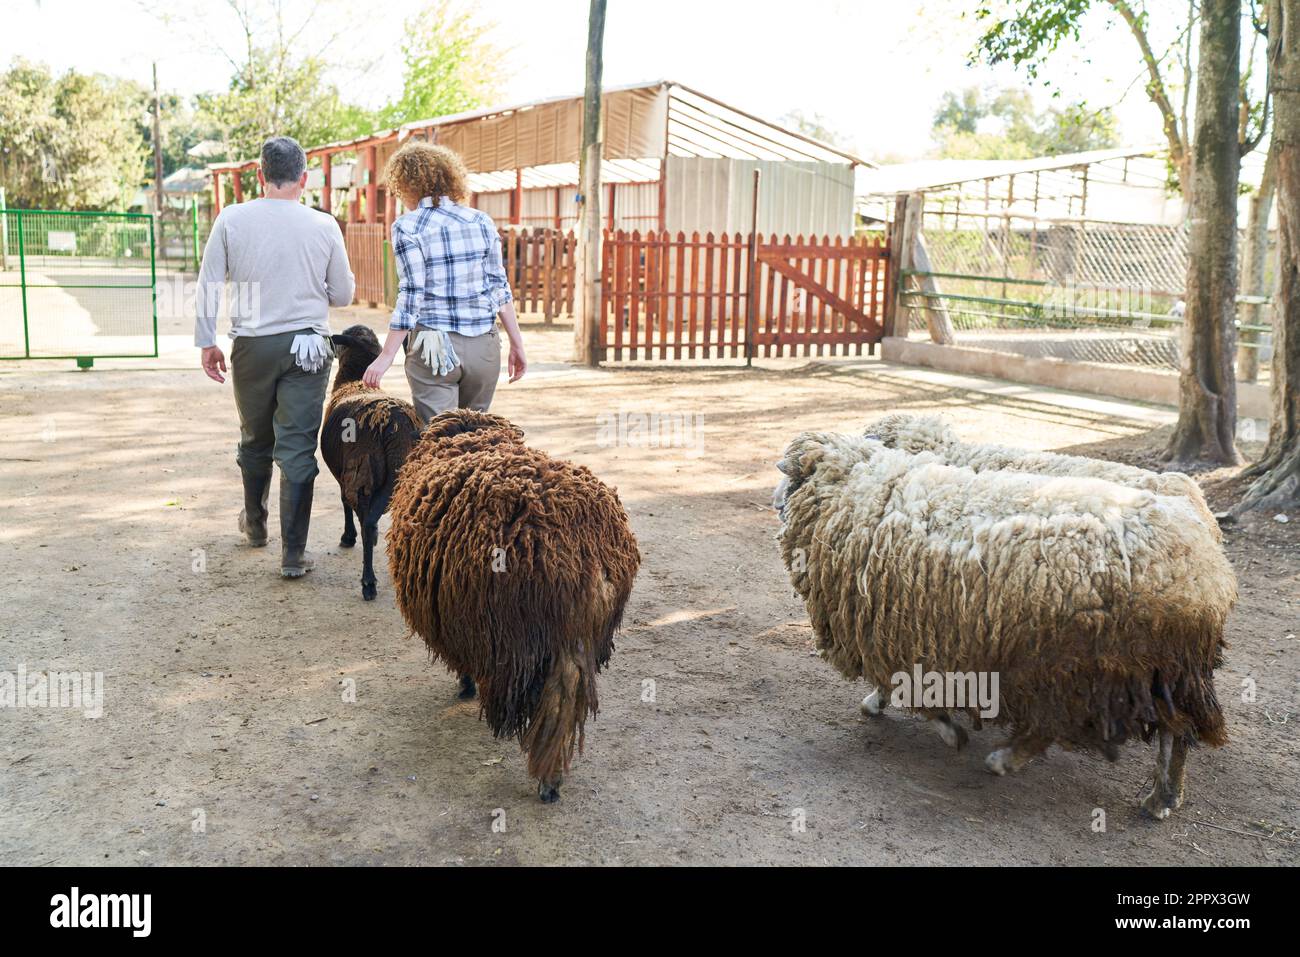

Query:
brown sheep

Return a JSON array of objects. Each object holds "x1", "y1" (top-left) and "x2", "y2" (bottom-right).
[
  {"x1": 320, "y1": 324, "x2": 423, "y2": 601},
  {"x1": 387, "y1": 409, "x2": 641, "y2": 802}
]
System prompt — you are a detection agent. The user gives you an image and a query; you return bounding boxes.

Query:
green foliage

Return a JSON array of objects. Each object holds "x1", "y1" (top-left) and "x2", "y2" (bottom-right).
[
  {"x1": 195, "y1": 47, "x2": 376, "y2": 163},
  {"x1": 0, "y1": 59, "x2": 147, "y2": 210},
  {"x1": 932, "y1": 86, "x2": 1119, "y2": 159},
  {"x1": 377, "y1": 1, "x2": 502, "y2": 128},
  {"x1": 971, "y1": 0, "x2": 1095, "y2": 80}
]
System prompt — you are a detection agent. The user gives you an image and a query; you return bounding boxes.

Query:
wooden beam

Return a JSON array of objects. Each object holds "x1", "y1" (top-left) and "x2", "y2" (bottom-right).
[
  {"x1": 212, "y1": 171, "x2": 223, "y2": 215},
  {"x1": 366, "y1": 145, "x2": 378, "y2": 223},
  {"x1": 321, "y1": 154, "x2": 332, "y2": 213},
  {"x1": 232, "y1": 172, "x2": 244, "y2": 204},
  {"x1": 511, "y1": 168, "x2": 523, "y2": 225},
  {"x1": 759, "y1": 254, "x2": 879, "y2": 336}
]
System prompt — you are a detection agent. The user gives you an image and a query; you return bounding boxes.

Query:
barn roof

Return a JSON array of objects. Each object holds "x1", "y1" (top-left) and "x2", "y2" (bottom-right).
[{"x1": 208, "y1": 80, "x2": 872, "y2": 177}]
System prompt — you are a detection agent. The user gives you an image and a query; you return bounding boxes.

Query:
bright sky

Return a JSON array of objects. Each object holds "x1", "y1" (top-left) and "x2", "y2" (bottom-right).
[{"x1": 2, "y1": 0, "x2": 1194, "y2": 161}]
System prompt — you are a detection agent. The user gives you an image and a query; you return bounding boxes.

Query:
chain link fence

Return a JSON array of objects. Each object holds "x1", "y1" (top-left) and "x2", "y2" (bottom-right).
[
  {"x1": 902, "y1": 206, "x2": 1272, "y2": 377},
  {"x1": 0, "y1": 208, "x2": 158, "y2": 362}
]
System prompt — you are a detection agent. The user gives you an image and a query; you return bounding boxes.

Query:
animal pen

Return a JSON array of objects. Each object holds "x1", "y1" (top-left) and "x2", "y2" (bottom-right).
[
  {"x1": 858, "y1": 149, "x2": 1277, "y2": 383},
  {"x1": 0, "y1": 207, "x2": 158, "y2": 364},
  {"x1": 208, "y1": 81, "x2": 886, "y2": 359}
]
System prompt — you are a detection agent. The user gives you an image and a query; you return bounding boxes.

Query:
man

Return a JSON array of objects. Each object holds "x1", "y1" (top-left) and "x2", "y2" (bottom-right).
[{"x1": 196, "y1": 136, "x2": 355, "y2": 578}]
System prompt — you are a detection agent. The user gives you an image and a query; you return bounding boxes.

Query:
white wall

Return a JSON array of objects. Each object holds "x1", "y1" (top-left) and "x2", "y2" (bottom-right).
[{"x1": 663, "y1": 157, "x2": 855, "y2": 238}]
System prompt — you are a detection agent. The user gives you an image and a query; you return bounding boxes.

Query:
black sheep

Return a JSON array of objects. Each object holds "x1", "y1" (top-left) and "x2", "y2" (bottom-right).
[{"x1": 320, "y1": 325, "x2": 423, "y2": 601}]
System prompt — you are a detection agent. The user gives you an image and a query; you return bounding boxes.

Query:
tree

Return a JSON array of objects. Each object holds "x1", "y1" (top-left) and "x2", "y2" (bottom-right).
[
  {"x1": 377, "y1": 1, "x2": 503, "y2": 128},
  {"x1": 196, "y1": 46, "x2": 374, "y2": 164},
  {"x1": 0, "y1": 59, "x2": 145, "y2": 210},
  {"x1": 1236, "y1": 0, "x2": 1300, "y2": 509},
  {"x1": 1166, "y1": 0, "x2": 1243, "y2": 466},
  {"x1": 974, "y1": 0, "x2": 1199, "y2": 191},
  {"x1": 972, "y1": 0, "x2": 1266, "y2": 466},
  {"x1": 931, "y1": 85, "x2": 1119, "y2": 159},
  {"x1": 575, "y1": 0, "x2": 606, "y2": 367}
]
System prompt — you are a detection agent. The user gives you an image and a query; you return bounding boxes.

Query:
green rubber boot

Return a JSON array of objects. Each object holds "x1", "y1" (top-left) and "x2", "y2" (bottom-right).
[
  {"x1": 238, "y1": 467, "x2": 272, "y2": 547},
  {"x1": 279, "y1": 479, "x2": 316, "y2": 578}
]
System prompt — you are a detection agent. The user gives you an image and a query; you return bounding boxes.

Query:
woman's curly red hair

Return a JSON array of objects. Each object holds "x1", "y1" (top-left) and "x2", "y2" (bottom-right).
[{"x1": 383, "y1": 141, "x2": 470, "y2": 206}]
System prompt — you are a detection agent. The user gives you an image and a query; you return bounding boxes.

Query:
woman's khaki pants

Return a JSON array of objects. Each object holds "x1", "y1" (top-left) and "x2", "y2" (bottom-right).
[{"x1": 403, "y1": 328, "x2": 501, "y2": 424}]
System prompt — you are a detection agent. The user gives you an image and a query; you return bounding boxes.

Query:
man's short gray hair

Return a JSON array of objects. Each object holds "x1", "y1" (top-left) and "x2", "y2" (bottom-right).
[{"x1": 261, "y1": 136, "x2": 307, "y2": 187}]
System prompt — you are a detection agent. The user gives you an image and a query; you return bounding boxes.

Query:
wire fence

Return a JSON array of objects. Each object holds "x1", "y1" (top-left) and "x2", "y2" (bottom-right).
[
  {"x1": 0, "y1": 208, "x2": 158, "y2": 361},
  {"x1": 903, "y1": 207, "x2": 1274, "y2": 378}
]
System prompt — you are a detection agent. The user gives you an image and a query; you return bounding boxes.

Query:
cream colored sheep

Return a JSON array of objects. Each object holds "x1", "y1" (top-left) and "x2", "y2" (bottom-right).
[
  {"x1": 774, "y1": 431, "x2": 1236, "y2": 819},
  {"x1": 862, "y1": 413, "x2": 1220, "y2": 538}
]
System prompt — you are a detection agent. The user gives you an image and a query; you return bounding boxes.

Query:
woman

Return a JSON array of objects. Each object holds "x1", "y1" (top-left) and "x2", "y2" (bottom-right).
[{"x1": 362, "y1": 142, "x2": 526, "y2": 420}]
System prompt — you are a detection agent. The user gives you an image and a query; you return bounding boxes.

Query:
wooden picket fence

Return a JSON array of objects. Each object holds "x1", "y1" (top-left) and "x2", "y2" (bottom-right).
[
  {"x1": 600, "y1": 230, "x2": 889, "y2": 361},
  {"x1": 500, "y1": 228, "x2": 576, "y2": 321},
  {"x1": 341, "y1": 223, "x2": 576, "y2": 320},
  {"x1": 344, "y1": 223, "x2": 388, "y2": 307}
]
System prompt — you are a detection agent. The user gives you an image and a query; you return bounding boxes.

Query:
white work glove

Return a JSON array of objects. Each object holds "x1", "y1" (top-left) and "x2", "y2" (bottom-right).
[
  {"x1": 290, "y1": 333, "x2": 330, "y2": 373},
  {"x1": 412, "y1": 329, "x2": 461, "y2": 377}
]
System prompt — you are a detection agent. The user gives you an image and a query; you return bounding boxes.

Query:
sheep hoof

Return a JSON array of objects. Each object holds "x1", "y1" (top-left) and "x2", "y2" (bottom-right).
[
  {"x1": 985, "y1": 748, "x2": 1013, "y2": 776},
  {"x1": 860, "y1": 689, "x2": 886, "y2": 716},
  {"x1": 538, "y1": 783, "x2": 561, "y2": 804},
  {"x1": 361, "y1": 582, "x2": 377, "y2": 601},
  {"x1": 936, "y1": 718, "x2": 968, "y2": 750},
  {"x1": 456, "y1": 674, "x2": 477, "y2": 700},
  {"x1": 339, "y1": 535, "x2": 356, "y2": 548},
  {"x1": 1140, "y1": 787, "x2": 1183, "y2": 821}
]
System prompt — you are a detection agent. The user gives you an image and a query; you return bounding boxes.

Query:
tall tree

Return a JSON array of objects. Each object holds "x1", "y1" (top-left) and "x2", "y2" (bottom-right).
[
  {"x1": 973, "y1": 0, "x2": 1265, "y2": 466},
  {"x1": 974, "y1": 0, "x2": 1200, "y2": 191},
  {"x1": 574, "y1": 0, "x2": 606, "y2": 367},
  {"x1": 377, "y1": 1, "x2": 503, "y2": 128},
  {"x1": 1166, "y1": 0, "x2": 1243, "y2": 465},
  {"x1": 1237, "y1": 0, "x2": 1300, "y2": 509},
  {"x1": 0, "y1": 59, "x2": 145, "y2": 210},
  {"x1": 931, "y1": 85, "x2": 1119, "y2": 159},
  {"x1": 196, "y1": 46, "x2": 374, "y2": 163}
]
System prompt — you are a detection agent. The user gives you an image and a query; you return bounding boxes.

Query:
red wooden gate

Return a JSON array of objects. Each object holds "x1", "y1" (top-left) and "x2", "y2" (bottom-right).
[{"x1": 600, "y1": 230, "x2": 888, "y2": 361}]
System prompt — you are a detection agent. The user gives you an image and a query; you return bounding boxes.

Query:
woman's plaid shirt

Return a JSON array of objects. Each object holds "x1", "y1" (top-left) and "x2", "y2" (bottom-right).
[{"x1": 388, "y1": 196, "x2": 513, "y2": 335}]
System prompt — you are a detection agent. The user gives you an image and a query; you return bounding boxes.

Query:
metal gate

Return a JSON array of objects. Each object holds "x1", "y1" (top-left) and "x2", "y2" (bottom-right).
[
  {"x1": 0, "y1": 208, "x2": 158, "y2": 363},
  {"x1": 600, "y1": 230, "x2": 888, "y2": 361}
]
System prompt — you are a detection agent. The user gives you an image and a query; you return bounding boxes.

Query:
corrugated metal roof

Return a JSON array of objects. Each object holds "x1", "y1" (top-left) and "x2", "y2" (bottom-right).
[
  {"x1": 854, "y1": 146, "x2": 1162, "y2": 196},
  {"x1": 210, "y1": 81, "x2": 870, "y2": 174}
]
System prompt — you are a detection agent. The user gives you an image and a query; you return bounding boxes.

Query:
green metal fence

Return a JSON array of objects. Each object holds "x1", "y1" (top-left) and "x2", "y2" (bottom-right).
[{"x1": 0, "y1": 208, "x2": 158, "y2": 364}]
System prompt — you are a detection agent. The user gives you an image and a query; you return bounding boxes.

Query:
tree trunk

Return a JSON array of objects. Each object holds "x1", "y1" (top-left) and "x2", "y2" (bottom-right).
[
  {"x1": 573, "y1": 0, "x2": 607, "y2": 367},
  {"x1": 1237, "y1": 148, "x2": 1277, "y2": 382},
  {"x1": 1164, "y1": 0, "x2": 1243, "y2": 467},
  {"x1": 1237, "y1": 0, "x2": 1300, "y2": 510}
]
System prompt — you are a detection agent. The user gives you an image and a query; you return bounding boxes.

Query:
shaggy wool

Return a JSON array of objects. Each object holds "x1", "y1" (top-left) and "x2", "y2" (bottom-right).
[
  {"x1": 387, "y1": 410, "x2": 641, "y2": 788},
  {"x1": 776, "y1": 432, "x2": 1235, "y2": 753},
  {"x1": 321, "y1": 381, "x2": 424, "y2": 511},
  {"x1": 863, "y1": 413, "x2": 1221, "y2": 538}
]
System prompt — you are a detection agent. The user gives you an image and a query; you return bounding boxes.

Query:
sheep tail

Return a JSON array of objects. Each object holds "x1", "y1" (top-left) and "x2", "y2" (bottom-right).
[{"x1": 519, "y1": 648, "x2": 598, "y2": 791}]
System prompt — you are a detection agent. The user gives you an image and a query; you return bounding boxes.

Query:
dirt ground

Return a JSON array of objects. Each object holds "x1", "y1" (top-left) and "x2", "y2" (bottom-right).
[{"x1": 1, "y1": 302, "x2": 1297, "y2": 866}]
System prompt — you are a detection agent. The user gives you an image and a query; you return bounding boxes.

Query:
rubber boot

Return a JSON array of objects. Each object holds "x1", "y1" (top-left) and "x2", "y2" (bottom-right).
[
  {"x1": 280, "y1": 479, "x2": 316, "y2": 578},
  {"x1": 238, "y1": 467, "x2": 272, "y2": 547}
]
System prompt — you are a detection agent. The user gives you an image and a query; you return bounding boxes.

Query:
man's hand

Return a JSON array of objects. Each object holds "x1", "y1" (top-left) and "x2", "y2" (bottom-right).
[
  {"x1": 507, "y1": 341, "x2": 527, "y2": 383},
  {"x1": 363, "y1": 353, "x2": 395, "y2": 389},
  {"x1": 201, "y1": 346, "x2": 227, "y2": 384}
]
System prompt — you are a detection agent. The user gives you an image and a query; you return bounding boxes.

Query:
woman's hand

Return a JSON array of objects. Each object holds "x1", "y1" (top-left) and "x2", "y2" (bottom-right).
[
  {"x1": 507, "y1": 340, "x2": 527, "y2": 383},
  {"x1": 362, "y1": 353, "x2": 394, "y2": 389}
]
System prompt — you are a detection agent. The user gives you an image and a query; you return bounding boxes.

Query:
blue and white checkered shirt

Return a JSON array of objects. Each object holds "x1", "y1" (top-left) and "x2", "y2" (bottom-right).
[{"x1": 389, "y1": 196, "x2": 513, "y2": 335}]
